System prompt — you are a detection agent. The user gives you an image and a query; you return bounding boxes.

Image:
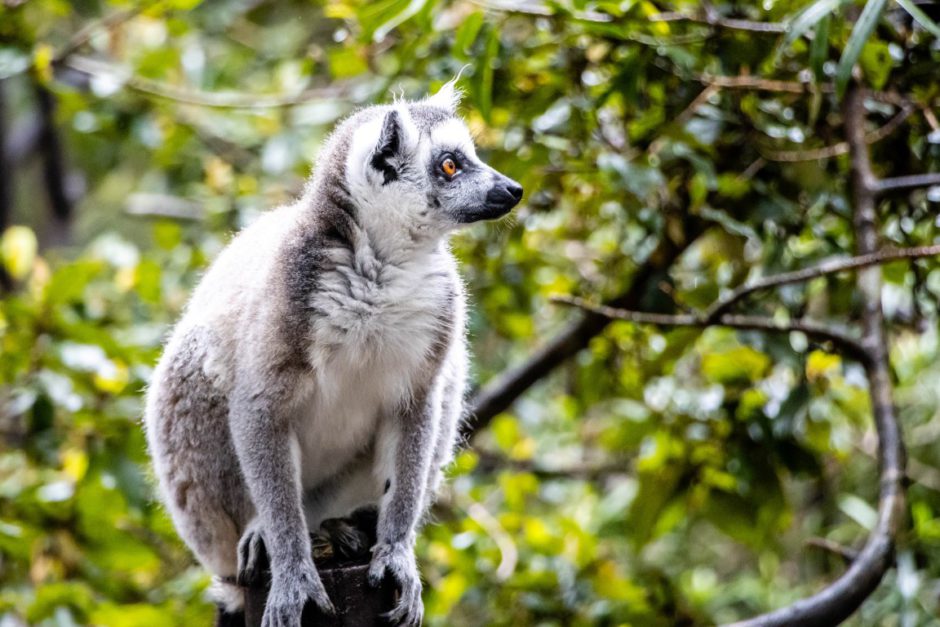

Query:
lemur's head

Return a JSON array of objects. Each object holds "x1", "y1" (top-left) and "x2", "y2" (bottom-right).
[{"x1": 336, "y1": 82, "x2": 523, "y2": 240}]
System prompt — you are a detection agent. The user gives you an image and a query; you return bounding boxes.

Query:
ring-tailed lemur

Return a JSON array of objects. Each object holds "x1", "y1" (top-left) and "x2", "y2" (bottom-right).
[{"x1": 144, "y1": 82, "x2": 522, "y2": 627}]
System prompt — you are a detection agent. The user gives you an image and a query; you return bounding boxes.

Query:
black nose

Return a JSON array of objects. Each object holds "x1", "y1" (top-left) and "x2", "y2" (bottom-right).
[
  {"x1": 485, "y1": 177, "x2": 524, "y2": 209},
  {"x1": 463, "y1": 174, "x2": 523, "y2": 223}
]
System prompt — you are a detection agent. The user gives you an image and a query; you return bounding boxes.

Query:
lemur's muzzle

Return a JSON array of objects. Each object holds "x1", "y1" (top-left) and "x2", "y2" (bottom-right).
[{"x1": 481, "y1": 174, "x2": 524, "y2": 219}]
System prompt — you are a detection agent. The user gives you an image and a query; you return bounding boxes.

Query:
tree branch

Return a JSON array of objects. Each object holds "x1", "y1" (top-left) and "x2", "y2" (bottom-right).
[
  {"x1": 34, "y1": 83, "x2": 74, "y2": 247},
  {"x1": 462, "y1": 215, "x2": 705, "y2": 440},
  {"x1": 468, "y1": 0, "x2": 786, "y2": 32},
  {"x1": 467, "y1": 0, "x2": 613, "y2": 23},
  {"x1": 705, "y1": 244, "x2": 940, "y2": 321},
  {"x1": 649, "y1": 9, "x2": 787, "y2": 33},
  {"x1": 874, "y1": 173, "x2": 940, "y2": 196},
  {"x1": 63, "y1": 55, "x2": 363, "y2": 109},
  {"x1": 547, "y1": 87, "x2": 915, "y2": 626},
  {"x1": 52, "y1": 4, "x2": 154, "y2": 63},
  {"x1": 550, "y1": 295, "x2": 869, "y2": 364},
  {"x1": 727, "y1": 84, "x2": 908, "y2": 627},
  {"x1": 805, "y1": 538, "x2": 859, "y2": 564}
]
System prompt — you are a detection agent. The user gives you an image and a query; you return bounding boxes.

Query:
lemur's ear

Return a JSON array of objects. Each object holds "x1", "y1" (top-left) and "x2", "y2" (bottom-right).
[
  {"x1": 370, "y1": 110, "x2": 402, "y2": 185},
  {"x1": 427, "y1": 79, "x2": 461, "y2": 114}
]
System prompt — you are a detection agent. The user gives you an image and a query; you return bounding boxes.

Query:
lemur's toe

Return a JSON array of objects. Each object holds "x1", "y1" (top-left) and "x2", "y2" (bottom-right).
[{"x1": 236, "y1": 528, "x2": 268, "y2": 587}]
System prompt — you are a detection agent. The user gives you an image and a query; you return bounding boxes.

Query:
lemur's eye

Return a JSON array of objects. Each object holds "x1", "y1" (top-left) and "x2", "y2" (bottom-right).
[{"x1": 440, "y1": 157, "x2": 458, "y2": 178}]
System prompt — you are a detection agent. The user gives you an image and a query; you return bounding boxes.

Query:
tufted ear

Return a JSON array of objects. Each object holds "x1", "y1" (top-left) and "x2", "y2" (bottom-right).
[
  {"x1": 370, "y1": 110, "x2": 403, "y2": 185},
  {"x1": 426, "y1": 79, "x2": 462, "y2": 114}
]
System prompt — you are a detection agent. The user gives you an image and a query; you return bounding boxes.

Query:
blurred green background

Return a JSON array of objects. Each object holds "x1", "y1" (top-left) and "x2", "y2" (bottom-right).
[{"x1": 1, "y1": 0, "x2": 940, "y2": 625}]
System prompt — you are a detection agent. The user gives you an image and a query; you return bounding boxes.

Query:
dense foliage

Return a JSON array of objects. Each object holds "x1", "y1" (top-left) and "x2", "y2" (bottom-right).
[{"x1": 1, "y1": 0, "x2": 940, "y2": 625}]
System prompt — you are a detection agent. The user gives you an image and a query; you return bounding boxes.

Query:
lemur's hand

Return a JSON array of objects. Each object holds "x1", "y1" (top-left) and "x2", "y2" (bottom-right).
[
  {"x1": 262, "y1": 559, "x2": 334, "y2": 627},
  {"x1": 368, "y1": 541, "x2": 423, "y2": 626}
]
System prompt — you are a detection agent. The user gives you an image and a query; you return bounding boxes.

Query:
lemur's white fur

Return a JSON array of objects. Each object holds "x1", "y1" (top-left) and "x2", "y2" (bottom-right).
[{"x1": 145, "y1": 85, "x2": 521, "y2": 627}]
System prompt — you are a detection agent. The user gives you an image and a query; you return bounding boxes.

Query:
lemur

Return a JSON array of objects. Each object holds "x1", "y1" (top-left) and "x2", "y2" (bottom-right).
[{"x1": 143, "y1": 82, "x2": 522, "y2": 627}]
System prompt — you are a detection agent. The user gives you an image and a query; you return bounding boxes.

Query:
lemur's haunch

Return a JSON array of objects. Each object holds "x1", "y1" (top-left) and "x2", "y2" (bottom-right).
[{"x1": 144, "y1": 83, "x2": 522, "y2": 627}]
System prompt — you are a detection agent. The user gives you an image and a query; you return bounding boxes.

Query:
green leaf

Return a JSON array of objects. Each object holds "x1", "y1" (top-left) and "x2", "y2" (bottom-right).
[
  {"x1": 894, "y1": 0, "x2": 940, "y2": 38},
  {"x1": 453, "y1": 10, "x2": 485, "y2": 58},
  {"x1": 702, "y1": 346, "x2": 772, "y2": 385},
  {"x1": 859, "y1": 39, "x2": 892, "y2": 89},
  {"x1": 836, "y1": 0, "x2": 889, "y2": 98},
  {"x1": 781, "y1": 0, "x2": 843, "y2": 50},
  {"x1": 809, "y1": 14, "x2": 831, "y2": 80},
  {"x1": 477, "y1": 27, "x2": 500, "y2": 122},
  {"x1": 328, "y1": 47, "x2": 368, "y2": 79}
]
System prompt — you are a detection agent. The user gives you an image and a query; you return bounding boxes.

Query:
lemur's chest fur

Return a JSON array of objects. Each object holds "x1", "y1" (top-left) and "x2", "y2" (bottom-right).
[{"x1": 294, "y1": 240, "x2": 455, "y2": 488}]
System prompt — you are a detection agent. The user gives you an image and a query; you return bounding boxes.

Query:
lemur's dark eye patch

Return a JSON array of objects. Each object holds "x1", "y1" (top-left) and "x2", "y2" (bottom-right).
[{"x1": 440, "y1": 156, "x2": 459, "y2": 178}]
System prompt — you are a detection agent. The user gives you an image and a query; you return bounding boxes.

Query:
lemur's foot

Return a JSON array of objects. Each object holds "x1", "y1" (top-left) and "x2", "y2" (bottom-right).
[
  {"x1": 368, "y1": 541, "x2": 423, "y2": 627},
  {"x1": 236, "y1": 521, "x2": 268, "y2": 587},
  {"x1": 262, "y1": 561, "x2": 334, "y2": 627}
]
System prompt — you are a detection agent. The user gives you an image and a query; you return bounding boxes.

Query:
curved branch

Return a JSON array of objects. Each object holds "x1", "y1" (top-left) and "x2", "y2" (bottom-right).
[
  {"x1": 705, "y1": 244, "x2": 940, "y2": 321},
  {"x1": 64, "y1": 55, "x2": 362, "y2": 109},
  {"x1": 550, "y1": 87, "x2": 911, "y2": 625},
  {"x1": 728, "y1": 85, "x2": 907, "y2": 627},
  {"x1": 550, "y1": 295, "x2": 869, "y2": 364}
]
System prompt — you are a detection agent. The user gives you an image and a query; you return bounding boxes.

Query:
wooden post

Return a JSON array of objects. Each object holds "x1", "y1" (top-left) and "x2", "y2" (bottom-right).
[
  {"x1": 242, "y1": 562, "x2": 396, "y2": 627},
  {"x1": 217, "y1": 509, "x2": 396, "y2": 627}
]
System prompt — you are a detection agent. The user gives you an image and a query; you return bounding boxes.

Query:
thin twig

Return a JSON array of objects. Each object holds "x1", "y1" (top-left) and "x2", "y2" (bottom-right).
[
  {"x1": 761, "y1": 142, "x2": 850, "y2": 162},
  {"x1": 550, "y1": 295, "x2": 868, "y2": 362},
  {"x1": 694, "y1": 74, "x2": 916, "y2": 109},
  {"x1": 467, "y1": 0, "x2": 611, "y2": 22},
  {"x1": 875, "y1": 173, "x2": 940, "y2": 195},
  {"x1": 676, "y1": 84, "x2": 719, "y2": 125},
  {"x1": 698, "y1": 74, "x2": 814, "y2": 94},
  {"x1": 64, "y1": 55, "x2": 361, "y2": 109},
  {"x1": 53, "y1": 3, "x2": 156, "y2": 63},
  {"x1": 761, "y1": 104, "x2": 914, "y2": 162},
  {"x1": 475, "y1": 451, "x2": 628, "y2": 481},
  {"x1": 650, "y1": 10, "x2": 787, "y2": 33},
  {"x1": 705, "y1": 245, "x2": 940, "y2": 321},
  {"x1": 806, "y1": 537, "x2": 859, "y2": 564}
]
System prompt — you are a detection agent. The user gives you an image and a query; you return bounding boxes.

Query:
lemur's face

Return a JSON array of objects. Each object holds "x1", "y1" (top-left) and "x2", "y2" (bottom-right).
[{"x1": 344, "y1": 84, "x2": 523, "y2": 236}]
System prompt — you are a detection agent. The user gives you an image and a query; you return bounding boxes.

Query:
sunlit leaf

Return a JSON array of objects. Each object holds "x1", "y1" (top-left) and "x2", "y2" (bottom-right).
[
  {"x1": 1, "y1": 226, "x2": 38, "y2": 280},
  {"x1": 836, "y1": 0, "x2": 888, "y2": 97}
]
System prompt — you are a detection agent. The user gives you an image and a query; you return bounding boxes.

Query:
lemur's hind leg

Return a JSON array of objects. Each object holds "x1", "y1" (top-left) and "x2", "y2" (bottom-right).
[{"x1": 148, "y1": 329, "x2": 254, "y2": 581}]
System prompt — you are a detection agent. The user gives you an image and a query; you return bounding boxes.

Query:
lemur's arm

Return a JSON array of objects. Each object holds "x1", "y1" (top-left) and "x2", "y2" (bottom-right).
[
  {"x1": 425, "y1": 342, "x2": 467, "y2": 506},
  {"x1": 229, "y1": 372, "x2": 335, "y2": 626},
  {"x1": 368, "y1": 379, "x2": 444, "y2": 626}
]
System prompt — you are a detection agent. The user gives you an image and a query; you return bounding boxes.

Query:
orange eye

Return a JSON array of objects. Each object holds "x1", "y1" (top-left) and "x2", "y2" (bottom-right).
[{"x1": 441, "y1": 158, "x2": 458, "y2": 177}]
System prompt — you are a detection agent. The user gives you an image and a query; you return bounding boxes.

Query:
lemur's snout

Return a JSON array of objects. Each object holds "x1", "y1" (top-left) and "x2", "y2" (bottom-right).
[{"x1": 483, "y1": 175, "x2": 524, "y2": 218}]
